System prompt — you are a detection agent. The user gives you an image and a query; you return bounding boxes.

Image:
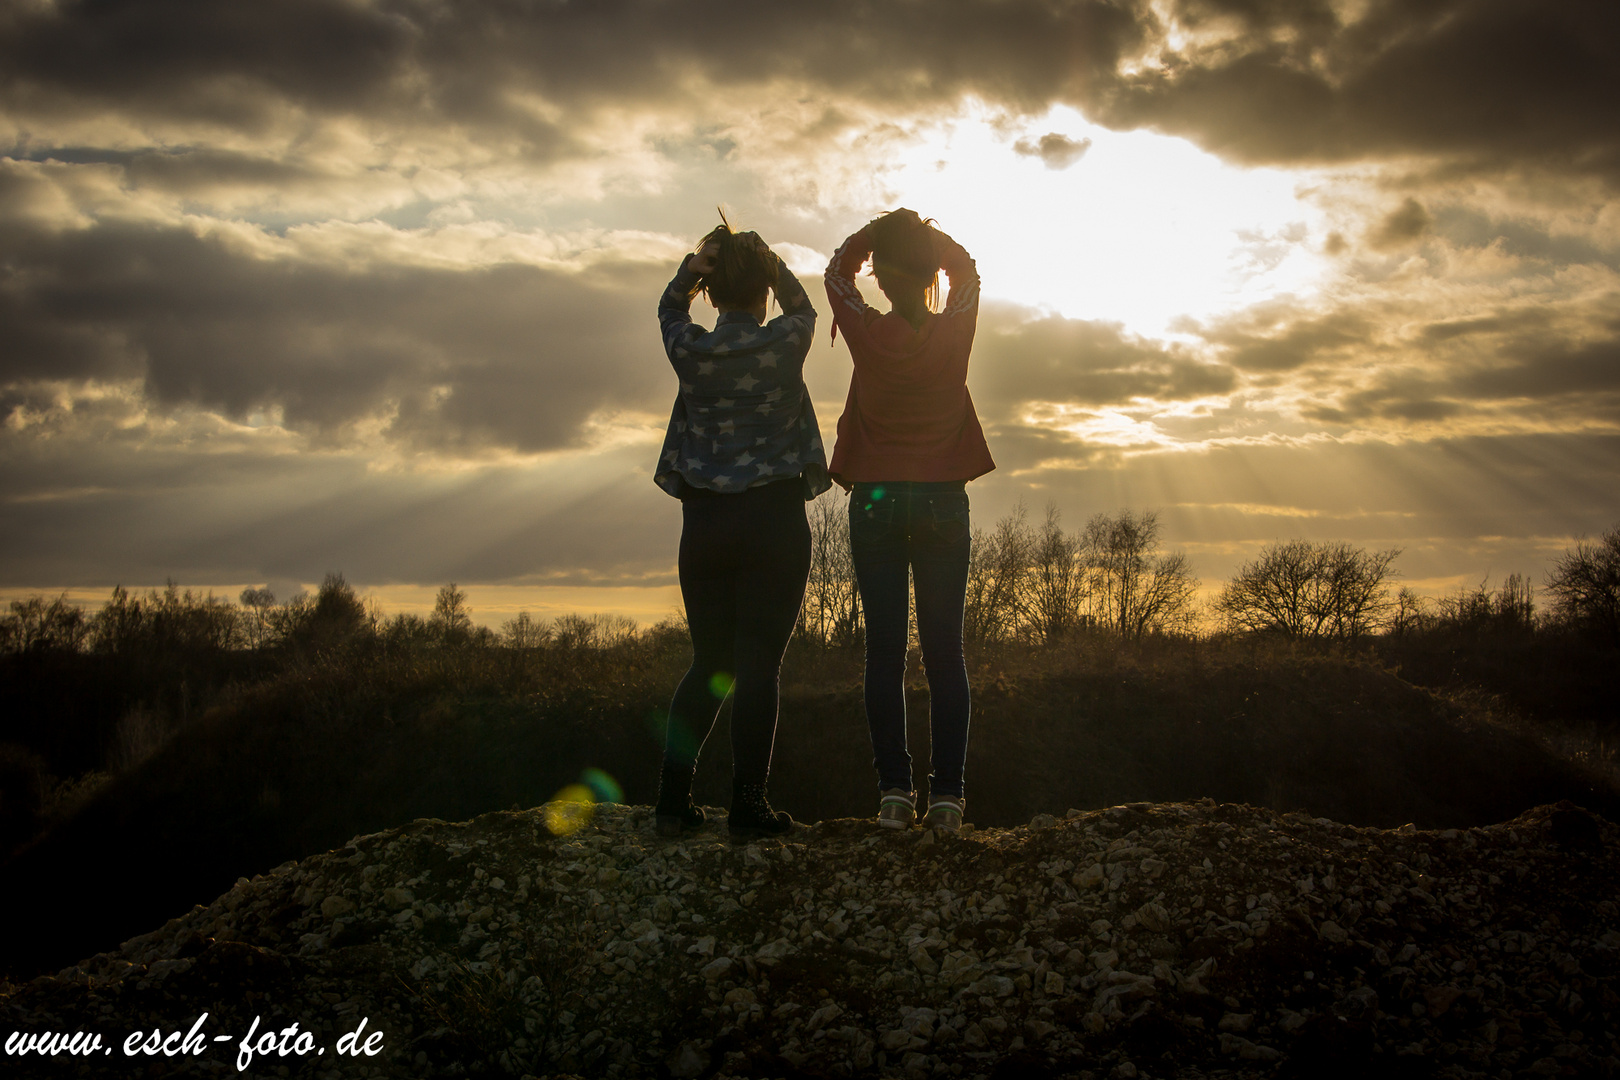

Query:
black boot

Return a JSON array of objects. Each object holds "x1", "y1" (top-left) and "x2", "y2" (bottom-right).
[
  {"x1": 729, "y1": 780, "x2": 793, "y2": 841},
  {"x1": 655, "y1": 762, "x2": 705, "y2": 837}
]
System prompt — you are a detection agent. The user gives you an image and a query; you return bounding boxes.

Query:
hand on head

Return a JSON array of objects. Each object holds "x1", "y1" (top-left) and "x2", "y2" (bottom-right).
[
  {"x1": 689, "y1": 241, "x2": 722, "y2": 277},
  {"x1": 690, "y1": 231, "x2": 772, "y2": 278}
]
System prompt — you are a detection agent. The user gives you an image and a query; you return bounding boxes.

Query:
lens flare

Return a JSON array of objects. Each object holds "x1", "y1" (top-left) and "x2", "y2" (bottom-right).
[
  {"x1": 708, "y1": 672, "x2": 735, "y2": 699},
  {"x1": 543, "y1": 783, "x2": 595, "y2": 835},
  {"x1": 651, "y1": 706, "x2": 698, "y2": 759},
  {"x1": 582, "y1": 767, "x2": 622, "y2": 803}
]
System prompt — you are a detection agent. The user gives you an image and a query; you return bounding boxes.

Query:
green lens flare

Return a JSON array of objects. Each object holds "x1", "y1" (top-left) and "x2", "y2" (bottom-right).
[
  {"x1": 582, "y1": 767, "x2": 623, "y2": 804},
  {"x1": 871, "y1": 486, "x2": 885, "y2": 502},
  {"x1": 650, "y1": 707, "x2": 697, "y2": 759},
  {"x1": 708, "y1": 672, "x2": 735, "y2": 699}
]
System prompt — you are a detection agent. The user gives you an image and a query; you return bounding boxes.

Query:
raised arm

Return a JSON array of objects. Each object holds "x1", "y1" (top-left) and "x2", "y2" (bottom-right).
[
  {"x1": 657, "y1": 251, "x2": 706, "y2": 355},
  {"x1": 935, "y1": 229, "x2": 979, "y2": 319},
  {"x1": 824, "y1": 225, "x2": 875, "y2": 341},
  {"x1": 771, "y1": 255, "x2": 816, "y2": 340}
]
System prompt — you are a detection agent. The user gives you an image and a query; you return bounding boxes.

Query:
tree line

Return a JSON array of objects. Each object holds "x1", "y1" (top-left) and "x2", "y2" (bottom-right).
[{"x1": 3, "y1": 516, "x2": 1617, "y2": 658}]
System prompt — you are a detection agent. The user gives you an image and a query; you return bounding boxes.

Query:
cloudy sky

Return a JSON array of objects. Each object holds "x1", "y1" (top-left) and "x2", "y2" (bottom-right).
[{"x1": 3, "y1": 0, "x2": 1618, "y2": 625}]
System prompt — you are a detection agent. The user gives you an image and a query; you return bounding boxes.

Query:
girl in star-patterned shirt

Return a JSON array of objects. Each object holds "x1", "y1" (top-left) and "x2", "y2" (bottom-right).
[{"x1": 652, "y1": 217, "x2": 828, "y2": 842}]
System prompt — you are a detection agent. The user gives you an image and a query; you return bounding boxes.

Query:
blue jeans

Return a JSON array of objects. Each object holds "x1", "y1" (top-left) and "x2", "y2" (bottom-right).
[{"x1": 849, "y1": 481, "x2": 972, "y2": 799}]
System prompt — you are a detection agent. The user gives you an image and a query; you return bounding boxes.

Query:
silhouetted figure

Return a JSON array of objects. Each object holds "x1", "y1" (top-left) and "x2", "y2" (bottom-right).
[
  {"x1": 825, "y1": 209, "x2": 994, "y2": 832},
  {"x1": 653, "y1": 215, "x2": 829, "y2": 840}
]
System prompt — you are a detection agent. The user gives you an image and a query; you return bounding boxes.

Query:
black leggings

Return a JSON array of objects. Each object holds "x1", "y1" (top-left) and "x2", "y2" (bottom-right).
[{"x1": 663, "y1": 479, "x2": 811, "y2": 787}]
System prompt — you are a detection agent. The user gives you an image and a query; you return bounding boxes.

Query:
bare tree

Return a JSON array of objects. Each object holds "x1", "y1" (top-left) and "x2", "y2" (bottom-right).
[
  {"x1": 964, "y1": 502, "x2": 1033, "y2": 646},
  {"x1": 1545, "y1": 525, "x2": 1620, "y2": 639},
  {"x1": 1433, "y1": 573, "x2": 1537, "y2": 632},
  {"x1": 1217, "y1": 540, "x2": 1399, "y2": 639},
  {"x1": 1390, "y1": 586, "x2": 1428, "y2": 636},
  {"x1": 500, "y1": 610, "x2": 551, "y2": 649},
  {"x1": 432, "y1": 583, "x2": 473, "y2": 644},
  {"x1": 1025, "y1": 504, "x2": 1087, "y2": 643},
  {"x1": 0, "y1": 595, "x2": 89, "y2": 653},
  {"x1": 91, "y1": 581, "x2": 244, "y2": 654},
  {"x1": 1082, "y1": 509, "x2": 1200, "y2": 640},
  {"x1": 799, "y1": 489, "x2": 862, "y2": 647},
  {"x1": 238, "y1": 586, "x2": 277, "y2": 650}
]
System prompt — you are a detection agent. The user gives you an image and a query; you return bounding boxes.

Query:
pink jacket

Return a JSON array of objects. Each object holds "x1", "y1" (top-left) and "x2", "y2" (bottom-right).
[{"x1": 824, "y1": 225, "x2": 995, "y2": 486}]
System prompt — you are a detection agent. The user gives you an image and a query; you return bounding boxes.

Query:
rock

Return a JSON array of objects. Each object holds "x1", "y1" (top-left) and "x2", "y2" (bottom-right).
[
  {"x1": 1423, "y1": 985, "x2": 1464, "y2": 1017},
  {"x1": 668, "y1": 1040, "x2": 709, "y2": 1078},
  {"x1": 1030, "y1": 813, "x2": 1057, "y2": 829},
  {"x1": 1335, "y1": 985, "x2": 1379, "y2": 1021},
  {"x1": 1134, "y1": 901, "x2": 1171, "y2": 933},
  {"x1": 319, "y1": 895, "x2": 354, "y2": 920},
  {"x1": 806, "y1": 1003, "x2": 842, "y2": 1031},
  {"x1": 381, "y1": 887, "x2": 413, "y2": 909},
  {"x1": 1075, "y1": 863, "x2": 1105, "y2": 889},
  {"x1": 5, "y1": 799, "x2": 1615, "y2": 1080},
  {"x1": 909, "y1": 945, "x2": 939, "y2": 975},
  {"x1": 755, "y1": 938, "x2": 792, "y2": 964}
]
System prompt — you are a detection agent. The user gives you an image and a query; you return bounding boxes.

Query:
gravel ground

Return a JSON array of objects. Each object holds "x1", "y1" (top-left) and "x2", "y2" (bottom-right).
[{"x1": 3, "y1": 799, "x2": 1618, "y2": 1079}]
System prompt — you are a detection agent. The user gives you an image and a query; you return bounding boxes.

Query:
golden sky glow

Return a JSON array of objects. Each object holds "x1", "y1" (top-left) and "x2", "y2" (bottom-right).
[{"x1": 2, "y1": 1, "x2": 1618, "y2": 624}]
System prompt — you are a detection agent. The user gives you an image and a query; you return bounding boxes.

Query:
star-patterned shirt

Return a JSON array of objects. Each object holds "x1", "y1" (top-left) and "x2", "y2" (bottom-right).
[{"x1": 655, "y1": 255, "x2": 831, "y2": 499}]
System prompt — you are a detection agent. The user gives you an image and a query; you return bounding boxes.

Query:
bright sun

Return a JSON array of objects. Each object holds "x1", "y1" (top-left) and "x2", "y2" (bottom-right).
[{"x1": 883, "y1": 105, "x2": 1333, "y2": 338}]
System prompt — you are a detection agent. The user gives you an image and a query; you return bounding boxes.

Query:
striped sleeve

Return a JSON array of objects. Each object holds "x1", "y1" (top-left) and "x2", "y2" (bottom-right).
[
  {"x1": 824, "y1": 226, "x2": 874, "y2": 343},
  {"x1": 937, "y1": 231, "x2": 979, "y2": 318}
]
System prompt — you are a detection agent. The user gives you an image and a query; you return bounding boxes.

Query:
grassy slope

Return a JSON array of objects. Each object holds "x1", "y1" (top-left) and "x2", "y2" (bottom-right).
[{"x1": 2, "y1": 637, "x2": 1615, "y2": 979}]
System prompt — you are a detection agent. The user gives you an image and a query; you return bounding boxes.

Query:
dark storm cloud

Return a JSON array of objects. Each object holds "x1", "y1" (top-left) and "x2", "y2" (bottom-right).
[
  {"x1": 1202, "y1": 309, "x2": 1377, "y2": 374},
  {"x1": 6, "y1": 2, "x2": 1612, "y2": 182},
  {"x1": 1230, "y1": 296, "x2": 1620, "y2": 428},
  {"x1": 1099, "y1": 0, "x2": 1620, "y2": 181},
  {"x1": 1368, "y1": 198, "x2": 1433, "y2": 251},
  {"x1": 16, "y1": 147, "x2": 326, "y2": 194},
  {"x1": 1013, "y1": 133, "x2": 1093, "y2": 170},
  {"x1": 0, "y1": 216, "x2": 675, "y2": 452},
  {"x1": 1, "y1": 0, "x2": 1142, "y2": 155},
  {"x1": 972, "y1": 309, "x2": 1235, "y2": 412}
]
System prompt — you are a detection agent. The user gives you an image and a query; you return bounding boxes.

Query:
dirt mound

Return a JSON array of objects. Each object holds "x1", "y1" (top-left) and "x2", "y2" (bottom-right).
[{"x1": 4, "y1": 800, "x2": 1618, "y2": 1079}]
